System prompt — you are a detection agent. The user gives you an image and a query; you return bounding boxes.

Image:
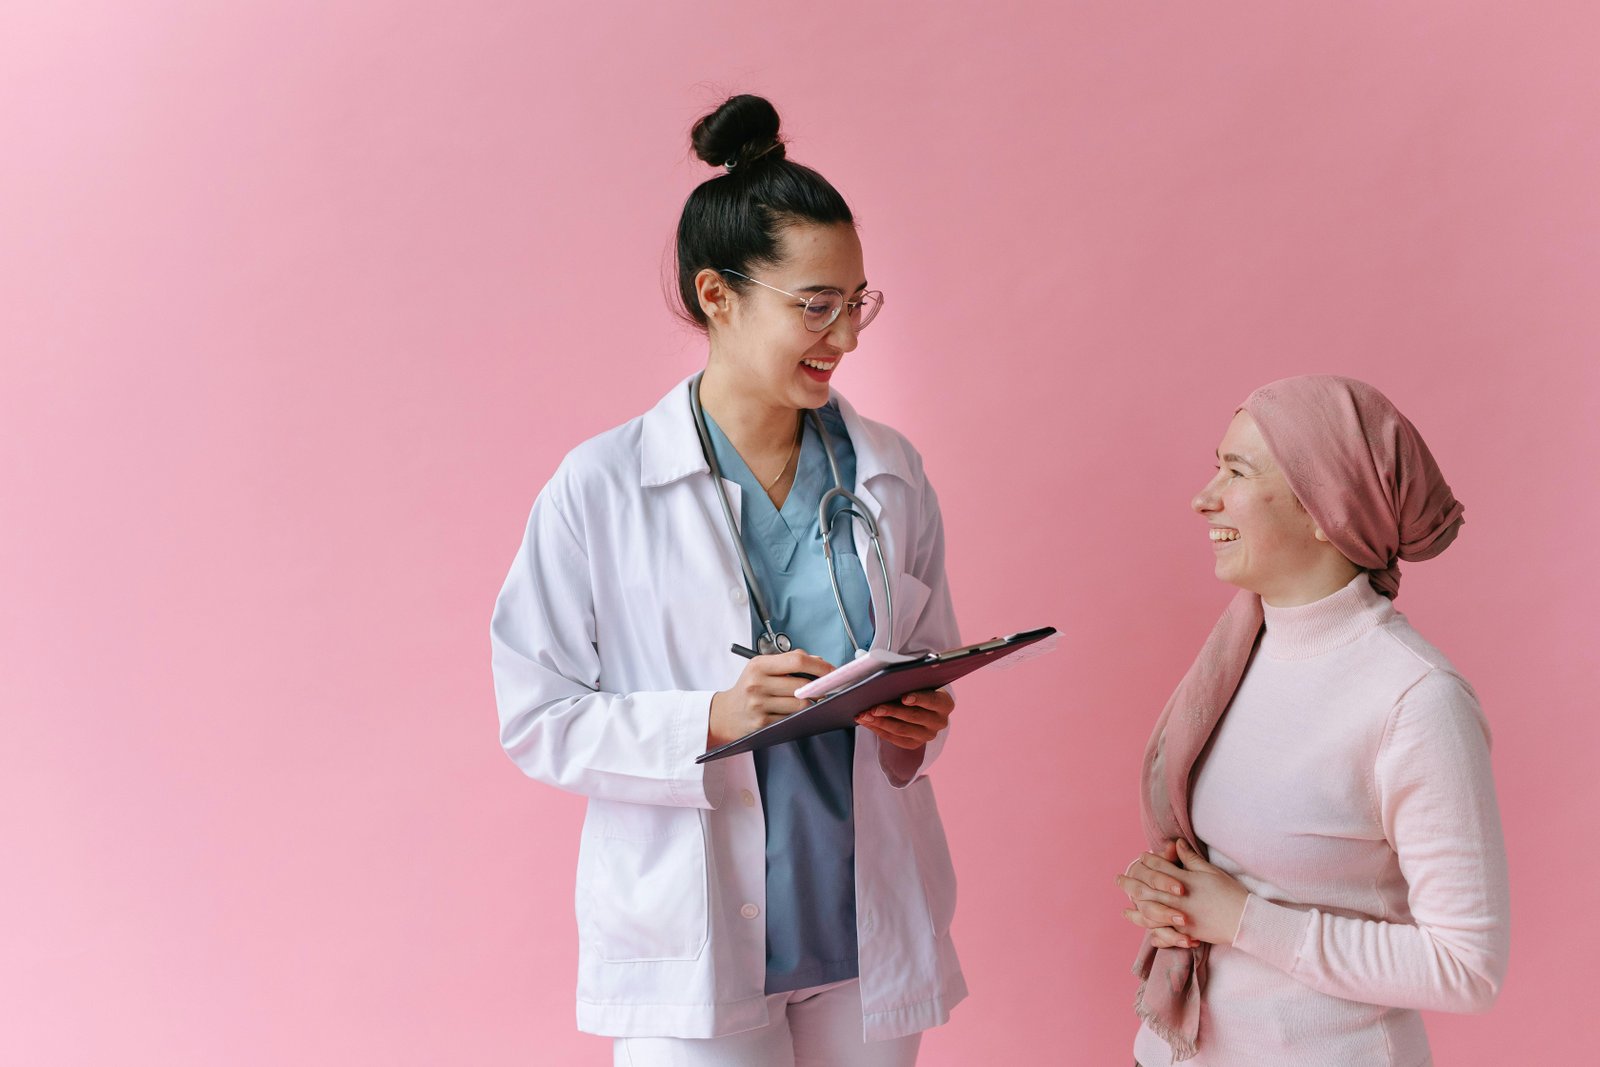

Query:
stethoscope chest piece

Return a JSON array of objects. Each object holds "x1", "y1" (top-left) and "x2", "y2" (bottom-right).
[{"x1": 756, "y1": 632, "x2": 793, "y2": 655}]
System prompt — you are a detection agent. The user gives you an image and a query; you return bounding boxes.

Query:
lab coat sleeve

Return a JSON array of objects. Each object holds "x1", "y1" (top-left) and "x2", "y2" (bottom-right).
[
  {"x1": 490, "y1": 481, "x2": 724, "y2": 809},
  {"x1": 877, "y1": 467, "x2": 962, "y2": 787}
]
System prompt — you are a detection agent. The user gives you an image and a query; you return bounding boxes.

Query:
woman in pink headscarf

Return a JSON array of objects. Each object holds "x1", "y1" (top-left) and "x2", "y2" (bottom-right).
[{"x1": 1115, "y1": 376, "x2": 1510, "y2": 1066}]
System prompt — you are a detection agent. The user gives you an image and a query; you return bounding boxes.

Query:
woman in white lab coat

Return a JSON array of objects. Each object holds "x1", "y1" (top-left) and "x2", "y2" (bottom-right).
[{"x1": 490, "y1": 95, "x2": 965, "y2": 1066}]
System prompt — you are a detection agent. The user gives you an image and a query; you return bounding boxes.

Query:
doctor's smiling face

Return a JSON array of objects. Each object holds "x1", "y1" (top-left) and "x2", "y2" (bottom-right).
[
  {"x1": 1192, "y1": 411, "x2": 1358, "y2": 607},
  {"x1": 697, "y1": 221, "x2": 865, "y2": 415}
]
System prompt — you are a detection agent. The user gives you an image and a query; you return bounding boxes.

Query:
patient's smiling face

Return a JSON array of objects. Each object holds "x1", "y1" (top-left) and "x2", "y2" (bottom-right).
[{"x1": 1191, "y1": 411, "x2": 1353, "y2": 606}]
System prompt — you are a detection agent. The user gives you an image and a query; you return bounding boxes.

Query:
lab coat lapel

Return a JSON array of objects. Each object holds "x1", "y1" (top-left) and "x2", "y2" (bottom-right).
[
  {"x1": 831, "y1": 391, "x2": 911, "y2": 653},
  {"x1": 847, "y1": 481, "x2": 893, "y2": 652},
  {"x1": 719, "y1": 478, "x2": 744, "y2": 533}
]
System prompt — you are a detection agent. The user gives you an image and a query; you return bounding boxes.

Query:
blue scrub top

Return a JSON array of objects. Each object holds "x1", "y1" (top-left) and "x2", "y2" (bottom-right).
[{"x1": 704, "y1": 402, "x2": 875, "y2": 994}]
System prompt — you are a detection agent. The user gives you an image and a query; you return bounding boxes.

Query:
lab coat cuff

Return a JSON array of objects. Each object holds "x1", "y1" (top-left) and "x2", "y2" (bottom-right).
[
  {"x1": 669, "y1": 690, "x2": 726, "y2": 809},
  {"x1": 1232, "y1": 894, "x2": 1309, "y2": 975},
  {"x1": 874, "y1": 679, "x2": 953, "y2": 787},
  {"x1": 876, "y1": 730, "x2": 939, "y2": 788}
]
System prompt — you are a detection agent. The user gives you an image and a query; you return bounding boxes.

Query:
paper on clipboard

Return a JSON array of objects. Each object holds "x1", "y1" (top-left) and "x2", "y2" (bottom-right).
[
  {"x1": 793, "y1": 648, "x2": 921, "y2": 700},
  {"x1": 695, "y1": 626, "x2": 1058, "y2": 764}
]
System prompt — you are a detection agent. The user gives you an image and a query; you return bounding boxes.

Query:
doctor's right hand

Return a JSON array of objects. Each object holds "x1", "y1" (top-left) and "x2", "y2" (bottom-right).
[{"x1": 708, "y1": 650, "x2": 837, "y2": 747}]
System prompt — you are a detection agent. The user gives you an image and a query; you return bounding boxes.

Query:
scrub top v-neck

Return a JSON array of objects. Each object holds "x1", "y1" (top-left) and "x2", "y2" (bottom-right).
[{"x1": 702, "y1": 401, "x2": 875, "y2": 994}]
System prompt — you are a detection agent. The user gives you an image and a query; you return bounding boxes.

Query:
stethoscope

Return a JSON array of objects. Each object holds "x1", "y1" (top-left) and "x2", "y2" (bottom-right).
[{"x1": 690, "y1": 372, "x2": 894, "y2": 657}]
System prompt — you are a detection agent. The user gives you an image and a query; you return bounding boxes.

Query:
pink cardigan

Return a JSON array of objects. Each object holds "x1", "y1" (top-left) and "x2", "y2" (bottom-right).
[{"x1": 1135, "y1": 576, "x2": 1509, "y2": 1067}]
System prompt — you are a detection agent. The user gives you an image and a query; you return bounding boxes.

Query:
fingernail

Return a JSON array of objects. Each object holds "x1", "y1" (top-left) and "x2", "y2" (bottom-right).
[{"x1": 1173, "y1": 915, "x2": 1186, "y2": 926}]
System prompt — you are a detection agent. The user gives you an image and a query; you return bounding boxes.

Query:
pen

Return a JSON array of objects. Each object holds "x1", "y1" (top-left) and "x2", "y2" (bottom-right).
[{"x1": 730, "y1": 643, "x2": 819, "y2": 681}]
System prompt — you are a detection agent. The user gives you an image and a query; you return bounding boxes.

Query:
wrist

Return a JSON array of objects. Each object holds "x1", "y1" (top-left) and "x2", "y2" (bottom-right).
[
  {"x1": 1227, "y1": 888, "x2": 1251, "y2": 945},
  {"x1": 707, "y1": 690, "x2": 728, "y2": 747}
]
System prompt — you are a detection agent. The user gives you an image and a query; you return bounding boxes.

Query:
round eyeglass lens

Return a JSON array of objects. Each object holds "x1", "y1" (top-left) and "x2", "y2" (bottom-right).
[
  {"x1": 801, "y1": 290, "x2": 884, "y2": 332},
  {"x1": 851, "y1": 291, "x2": 883, "y2": 330},
  {"x1": 801, "y1": 291, "x2": 844, "y2": 332}
]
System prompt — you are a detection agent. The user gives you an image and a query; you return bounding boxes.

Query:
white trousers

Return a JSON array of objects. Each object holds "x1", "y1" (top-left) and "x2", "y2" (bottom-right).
[{"x1": 613, "y1": 979, "x2": 921, "y2": 1067}]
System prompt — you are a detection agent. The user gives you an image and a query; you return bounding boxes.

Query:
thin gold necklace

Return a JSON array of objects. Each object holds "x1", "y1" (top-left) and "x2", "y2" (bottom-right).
[{"x1": 761, "y1": 418, "x2": 803, "y2": 491}]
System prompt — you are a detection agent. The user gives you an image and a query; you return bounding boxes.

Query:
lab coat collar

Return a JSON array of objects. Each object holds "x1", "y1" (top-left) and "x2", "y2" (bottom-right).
[
  {"x1": 639, "y1": 374, "x2": 918, "y2": 490},
  {"x1": 830, "y1": 388, "x2": 918, "y2": 490},
  {"x1": 639, "y1": 376, "x2": 712, "y2": 488}
]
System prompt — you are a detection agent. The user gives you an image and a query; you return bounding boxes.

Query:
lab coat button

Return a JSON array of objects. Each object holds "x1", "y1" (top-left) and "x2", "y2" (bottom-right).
[
  {"x1": 740, "y1": 790, "x2": 755, "y2": 807},
  {"x1": 740, "y1": 903, "x2": 760, "y2": 919},
  {"x1": 731, "y1": 587, "x2": 746, "y2": 604}
]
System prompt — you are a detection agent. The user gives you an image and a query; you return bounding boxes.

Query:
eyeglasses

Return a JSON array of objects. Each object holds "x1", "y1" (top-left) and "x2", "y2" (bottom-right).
[{"x1": 719, "y1": 269, "x2": 884, "y2": 333}]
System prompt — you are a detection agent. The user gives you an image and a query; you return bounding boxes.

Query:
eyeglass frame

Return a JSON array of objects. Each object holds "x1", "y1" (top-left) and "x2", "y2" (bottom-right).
[{"x1": 717, "y1": 268, "x2": 884, "y2": 333}]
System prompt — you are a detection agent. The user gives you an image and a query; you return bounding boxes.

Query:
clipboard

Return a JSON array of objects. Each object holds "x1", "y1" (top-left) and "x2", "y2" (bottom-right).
[{"x1": 695, "y1": 626, "x2": 1057, "y2": 763}]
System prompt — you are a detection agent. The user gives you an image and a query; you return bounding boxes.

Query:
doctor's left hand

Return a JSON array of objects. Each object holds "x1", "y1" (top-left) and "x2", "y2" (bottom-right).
[{"x1": 856, "y1": 688, "x2": 954, "y2": 750}]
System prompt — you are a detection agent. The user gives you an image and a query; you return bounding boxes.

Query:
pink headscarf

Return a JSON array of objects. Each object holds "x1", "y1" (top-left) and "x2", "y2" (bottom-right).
[{"x1": 1132, "y1": 376, "x2": 1465, "y2": 1061}]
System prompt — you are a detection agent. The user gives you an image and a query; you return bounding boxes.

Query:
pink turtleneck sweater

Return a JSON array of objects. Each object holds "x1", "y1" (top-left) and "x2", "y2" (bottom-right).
[{"x1": 1135, "y1": 576, "x2": 1510, "y2": 1067}]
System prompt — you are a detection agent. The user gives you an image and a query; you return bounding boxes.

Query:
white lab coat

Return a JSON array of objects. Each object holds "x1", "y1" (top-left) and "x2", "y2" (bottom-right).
[{"x1": 490, "y1": 376, "x2": 966, "y2": 1041}]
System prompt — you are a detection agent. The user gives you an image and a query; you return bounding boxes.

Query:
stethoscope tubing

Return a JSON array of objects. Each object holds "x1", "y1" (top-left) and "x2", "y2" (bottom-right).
[{"x1": 689, "y1": 372, "x2": 893, "y2": 657}]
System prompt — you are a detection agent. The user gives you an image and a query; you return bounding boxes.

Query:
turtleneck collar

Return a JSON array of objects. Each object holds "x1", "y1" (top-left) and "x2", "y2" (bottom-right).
[{"x1": 1259, "y1": 573, "x2": 1394, "y2": 660}]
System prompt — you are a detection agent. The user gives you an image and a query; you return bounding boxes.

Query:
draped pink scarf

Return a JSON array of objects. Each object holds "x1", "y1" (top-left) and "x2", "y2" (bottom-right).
[{"x1": 1132, "y1": 376, "x2": 1465, "y2": 1061}]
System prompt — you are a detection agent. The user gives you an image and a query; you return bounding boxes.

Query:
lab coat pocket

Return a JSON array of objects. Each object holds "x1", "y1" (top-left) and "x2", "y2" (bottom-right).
[
  {"x1": 594, "y1": 811, "x2": 710, "y2": 963},
  {"x1": 903, "y1": 777, "x2": 958, "y2": 938},
  {"x1": 891, "y1": 572, "x2": 933, "y2": 651}
]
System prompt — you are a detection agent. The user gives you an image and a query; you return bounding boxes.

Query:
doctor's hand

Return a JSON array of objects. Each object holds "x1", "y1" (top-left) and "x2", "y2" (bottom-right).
[
  {"x1": 855, "y1": 688, "x2": 954, "y2": 750},
  {"x1": 708, "y1": 650, "x2": 837, "y2": 747}
]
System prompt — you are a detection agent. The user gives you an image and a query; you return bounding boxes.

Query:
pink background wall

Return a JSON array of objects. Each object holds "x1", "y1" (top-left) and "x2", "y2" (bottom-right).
[{"x1": 4, "y1": 2, "x2": 1595, "y2": 1063}]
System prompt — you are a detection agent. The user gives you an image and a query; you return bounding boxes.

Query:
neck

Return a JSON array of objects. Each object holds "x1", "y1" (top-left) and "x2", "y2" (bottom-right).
[
  {"x1": 1258, "y1": 559, "x2": 1364, "y2": 608},
  {"x1": 698, "y1": 361, "x2": 802, "y2": 460},
  {"x1": 1258, "y1": 572, "x2": 1385, "y2": 659}
]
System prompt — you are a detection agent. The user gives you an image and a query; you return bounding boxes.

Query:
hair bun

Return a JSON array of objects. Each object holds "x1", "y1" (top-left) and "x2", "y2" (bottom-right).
[{"x1": 691, "y1": 94, "x2": 786, "y2": 171}]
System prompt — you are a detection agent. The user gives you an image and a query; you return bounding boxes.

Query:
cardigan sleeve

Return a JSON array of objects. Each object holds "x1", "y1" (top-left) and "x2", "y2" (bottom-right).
[{"x1": 1230, "y1": 669, "x2": 1510, "y2": 1013}]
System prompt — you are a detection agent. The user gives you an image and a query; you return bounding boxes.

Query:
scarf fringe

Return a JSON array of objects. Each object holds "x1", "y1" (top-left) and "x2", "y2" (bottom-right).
[{"x1": 1133, "y1": 978, "x2": 1198, "y2": 1063}]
